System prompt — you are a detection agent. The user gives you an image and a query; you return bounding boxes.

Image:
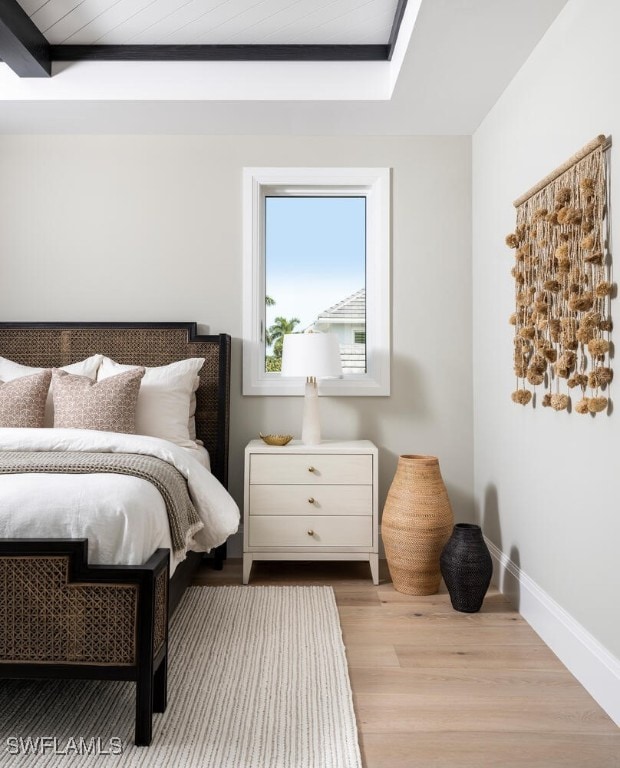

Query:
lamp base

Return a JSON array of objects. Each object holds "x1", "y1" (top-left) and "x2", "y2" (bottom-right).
[{"x1": 301, "y1": 378, "x2": 321, "y2": 445}]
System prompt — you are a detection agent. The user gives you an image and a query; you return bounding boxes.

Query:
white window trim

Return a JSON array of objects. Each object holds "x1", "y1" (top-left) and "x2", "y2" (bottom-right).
[{"x1": 242, "y1": 167, "x2": 390, "y2": 396}]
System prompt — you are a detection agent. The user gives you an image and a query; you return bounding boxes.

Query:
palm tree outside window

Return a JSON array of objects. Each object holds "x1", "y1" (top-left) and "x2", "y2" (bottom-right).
[{"x1": 265, "y1": 315, "x2": 300, "y2": 372}]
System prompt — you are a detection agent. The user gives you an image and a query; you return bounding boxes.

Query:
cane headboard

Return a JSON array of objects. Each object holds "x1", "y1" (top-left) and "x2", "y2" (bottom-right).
[{"x1": 0, "y1": 322, "x2": 231, "y2": 487}]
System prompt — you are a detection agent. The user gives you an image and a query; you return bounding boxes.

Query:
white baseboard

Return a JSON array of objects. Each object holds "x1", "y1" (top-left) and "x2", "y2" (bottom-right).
[{"x1": 485, "y1": 537, "x2": 620, "y2": 727}]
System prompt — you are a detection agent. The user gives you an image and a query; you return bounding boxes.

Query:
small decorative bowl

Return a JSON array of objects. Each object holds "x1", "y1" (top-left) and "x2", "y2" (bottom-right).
[{"x1": 259, "y1": 432, "x2": 293, "y2": 446}]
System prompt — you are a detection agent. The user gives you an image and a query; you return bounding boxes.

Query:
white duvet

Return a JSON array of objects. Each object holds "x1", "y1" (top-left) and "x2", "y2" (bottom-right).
[{"x1": 0, "y1": 428, "x2": 240, "y2": 574}]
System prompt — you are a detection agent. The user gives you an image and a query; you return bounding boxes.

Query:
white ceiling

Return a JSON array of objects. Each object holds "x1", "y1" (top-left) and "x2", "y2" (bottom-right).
[
  {"x1": 20, "y1": 0, "x2": 399, "y2": 46},
  {"x1": 0, "y1": 0, "x2": 568, "y2": 134}
]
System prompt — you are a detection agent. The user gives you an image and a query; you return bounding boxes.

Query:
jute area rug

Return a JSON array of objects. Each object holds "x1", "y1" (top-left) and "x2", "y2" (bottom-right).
[{"x1": 0, "y1": 586, "x2": 361, "y2": 768}]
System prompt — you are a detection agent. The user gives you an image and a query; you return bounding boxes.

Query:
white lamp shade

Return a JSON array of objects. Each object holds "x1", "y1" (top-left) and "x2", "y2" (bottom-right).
[{"x1": 281, "y1": 333, "x2": 342, "y2": 379}]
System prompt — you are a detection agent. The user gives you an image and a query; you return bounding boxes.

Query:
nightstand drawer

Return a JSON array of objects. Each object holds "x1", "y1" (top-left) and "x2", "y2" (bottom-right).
[
  {"x1": 249, "y1": 485, "x2": 372, "y2": 516},
  {"x1": 250, "y1": 454, "x2": 372, "y2": 485},
  {"x1": 248, "y1": 516, "x2": 372, "y2": 548}
]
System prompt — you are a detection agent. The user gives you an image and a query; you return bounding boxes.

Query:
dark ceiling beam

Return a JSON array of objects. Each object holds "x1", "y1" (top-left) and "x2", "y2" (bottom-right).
[
  {"x1": 387, "y1": 0, "x2": 409, "y2": 61},
  {"x1": 1, "y1": 3, "x2": 407, "y2": 76},
  {"x1": 51, "y1": 44, "x2": 390, "y2": 63},
  {"x1": 0, "y1": 0, "x2": 50, "y2": 77}
]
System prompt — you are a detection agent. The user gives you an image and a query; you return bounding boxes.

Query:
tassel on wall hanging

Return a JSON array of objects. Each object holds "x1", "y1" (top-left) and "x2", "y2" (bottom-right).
[{"x1": 506, "y1": 134, "x2": 613, "y2": 414}]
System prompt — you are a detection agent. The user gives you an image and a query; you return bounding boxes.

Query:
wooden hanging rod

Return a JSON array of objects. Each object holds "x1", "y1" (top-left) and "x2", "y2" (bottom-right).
[{"x1": 513, "y1": 134, "x2": 612, "y2": 208}]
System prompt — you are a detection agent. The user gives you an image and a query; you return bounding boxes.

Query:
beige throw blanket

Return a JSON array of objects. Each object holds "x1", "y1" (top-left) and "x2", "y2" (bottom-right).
[{"x1": 0, "y1": 451, "x2": 202, "y2": 556}]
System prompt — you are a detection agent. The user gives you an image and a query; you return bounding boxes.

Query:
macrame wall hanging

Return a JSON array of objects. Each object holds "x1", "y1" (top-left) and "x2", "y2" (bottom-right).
[{"x1": 506, "y1": 134, "x2": 613, "y2": 414}]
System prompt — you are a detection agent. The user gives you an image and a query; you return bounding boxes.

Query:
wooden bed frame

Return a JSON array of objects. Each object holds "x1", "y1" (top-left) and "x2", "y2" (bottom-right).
[{"x1": 0, "y1": 322, "x2": 232, "y2": 746}]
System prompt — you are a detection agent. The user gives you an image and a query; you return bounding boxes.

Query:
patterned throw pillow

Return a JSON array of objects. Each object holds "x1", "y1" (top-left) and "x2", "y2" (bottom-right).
[
  {"x1": 0, "y1": 354, "x2": 103, "y2": 426},
  {"x1": 0, "y1": 370, "x2": 52, "y2": 428},
  {"x1": 52, "y1": 367, "x2": 145, "y2": 434}
]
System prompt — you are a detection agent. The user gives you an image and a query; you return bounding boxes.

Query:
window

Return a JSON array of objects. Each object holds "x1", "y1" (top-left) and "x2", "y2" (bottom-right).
[{"x1": 243, "y1": 167, "x2": 390, "y2": 395}]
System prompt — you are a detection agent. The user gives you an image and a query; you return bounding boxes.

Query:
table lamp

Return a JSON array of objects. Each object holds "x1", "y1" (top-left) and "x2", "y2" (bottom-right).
[{"x1": 281, "y1": 332, "x2": 342, "y2": 444}]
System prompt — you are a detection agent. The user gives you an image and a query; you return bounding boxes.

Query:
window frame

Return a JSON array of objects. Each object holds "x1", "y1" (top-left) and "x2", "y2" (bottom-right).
[{"x1": 242, "y1": 167, "x2": 391, "y2": 396}]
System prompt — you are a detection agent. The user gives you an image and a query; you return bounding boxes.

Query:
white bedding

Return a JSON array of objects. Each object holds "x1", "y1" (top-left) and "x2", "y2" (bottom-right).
[{"x1": 0, "y1": 428, "x2": 240, "y2": 575}]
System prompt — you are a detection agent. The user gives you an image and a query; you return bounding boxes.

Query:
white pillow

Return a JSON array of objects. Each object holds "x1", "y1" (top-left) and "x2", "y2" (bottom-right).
[
  {"x1": 97, "y1": 356, "x2": 204, "y2": 448},
  {"x1": 189, "y1": 375, "x2": 199, "y2": 442},
  {"x1": 0, "y1": 354, "x2": 102, "y2": 427}
]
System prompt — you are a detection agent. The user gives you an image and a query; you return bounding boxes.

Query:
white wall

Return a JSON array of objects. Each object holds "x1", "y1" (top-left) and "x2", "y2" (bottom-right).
[
  {"x1": 0, "y1": 134, "x2": 473, "y2": 554},
  {"x1": 473, "y1": 0, "x2": 620, "y2": 660}
]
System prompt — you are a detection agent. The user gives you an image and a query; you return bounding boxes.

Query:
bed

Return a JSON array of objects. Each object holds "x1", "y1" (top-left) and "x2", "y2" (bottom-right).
[{"x1": 0, "y1": 322, "x2": 234, "y2": 745}]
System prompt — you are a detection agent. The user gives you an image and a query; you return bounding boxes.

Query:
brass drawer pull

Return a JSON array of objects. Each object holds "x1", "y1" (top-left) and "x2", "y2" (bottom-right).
[
  {"x1": 308, "y1": 497, "x2": 315, "y2": 504},
  {"x1": 307, "y1": 529, "x2": 314, "y2": 536},
  {"x1": 308, "y1": 466, "x2": 316, "y2": 473}
]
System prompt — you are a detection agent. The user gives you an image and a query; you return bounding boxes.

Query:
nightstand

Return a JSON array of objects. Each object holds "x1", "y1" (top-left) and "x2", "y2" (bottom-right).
[{"x1": 243, "y1": 439, "x2": 379, "y2": 585}]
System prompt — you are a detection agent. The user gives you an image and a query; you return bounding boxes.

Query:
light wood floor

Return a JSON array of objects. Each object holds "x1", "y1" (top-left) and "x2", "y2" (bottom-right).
[{"x1": 195, "y1": 559, "x2": 620, "y2": 768}]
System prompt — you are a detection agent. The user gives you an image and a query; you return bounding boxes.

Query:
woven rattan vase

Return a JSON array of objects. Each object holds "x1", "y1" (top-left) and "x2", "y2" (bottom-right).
[
  {"x1": 382, "y1": 455, "x2": 454, "y2": 595},
  {"x1": 440, "y1": 524, "x2": 493, "y2": 613}
]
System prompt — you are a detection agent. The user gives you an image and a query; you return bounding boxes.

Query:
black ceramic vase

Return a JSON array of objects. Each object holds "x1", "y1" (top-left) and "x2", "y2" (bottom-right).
[{"x1": 440, "y1": 524, "x2": 492, "y2": 613}]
